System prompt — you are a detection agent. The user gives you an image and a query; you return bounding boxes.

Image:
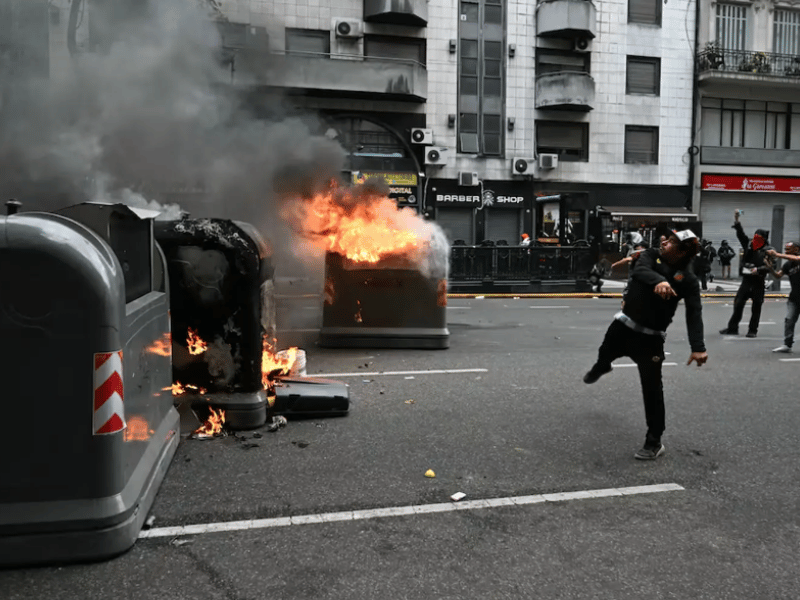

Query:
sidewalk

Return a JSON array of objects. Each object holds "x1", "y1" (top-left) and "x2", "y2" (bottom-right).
[{"x1": 600, "y1": 276, "x2": 788, "y2": 297}]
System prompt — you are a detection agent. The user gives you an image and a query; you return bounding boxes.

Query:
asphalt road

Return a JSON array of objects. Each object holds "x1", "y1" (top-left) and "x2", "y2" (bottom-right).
[{"x1": 2, "y1": 295, "x2": 799, "y2": 599}]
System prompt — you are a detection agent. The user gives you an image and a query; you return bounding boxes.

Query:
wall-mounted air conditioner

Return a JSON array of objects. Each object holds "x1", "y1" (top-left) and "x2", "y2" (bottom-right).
[
  {"x1": 411, "y1": 128, "x2": 433, "y2": 145},
  {"x1": 511, "y1": 157, "x2": 535, "y2": 175},
  {"x1": 458, "y1": 171, "x2": 480, "y2": 186},
  {"x1": 334, "y1": 19, "x2": 363, "y2": 39},
  {"x1": 538, "y1": 154, "x2": 559, "y2": 170},
  {"x1": 425, "y1": 147, "x2": 449, "y2": 167}
]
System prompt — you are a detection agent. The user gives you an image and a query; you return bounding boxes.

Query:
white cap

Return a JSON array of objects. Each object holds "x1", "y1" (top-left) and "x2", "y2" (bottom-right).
[{"x1": 673, "y1": 229, "x2": 697, "y2": 242}]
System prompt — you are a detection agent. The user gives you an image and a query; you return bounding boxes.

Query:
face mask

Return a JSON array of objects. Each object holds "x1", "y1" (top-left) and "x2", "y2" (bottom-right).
[{"x1": 752, "y1": 235, "x2": 765, "y2": 251}]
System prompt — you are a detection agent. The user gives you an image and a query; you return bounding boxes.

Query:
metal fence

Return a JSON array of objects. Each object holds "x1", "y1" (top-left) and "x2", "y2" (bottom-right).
[
  {"x1": 697, "y1": 48, "x2": 800, "y2": 77},
  {"x1": 449, "y1": 245, "x2": 595, "y2": 283}
]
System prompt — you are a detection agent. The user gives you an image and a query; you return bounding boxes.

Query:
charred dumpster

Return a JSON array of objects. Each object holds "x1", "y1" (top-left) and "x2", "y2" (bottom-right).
[
  {"x1": 154, "y1": 218, "x2": 276, "y2": 430},
  {"x1": 0, "y1": 202, "x2": 179, "y2": 566},
  {"x1": 320, "y1": 252, "x2": 449, "y2": 349}
]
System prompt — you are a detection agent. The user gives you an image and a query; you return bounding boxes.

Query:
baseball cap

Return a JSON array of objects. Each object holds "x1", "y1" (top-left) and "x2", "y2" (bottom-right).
[{"x1": 673, "y1": 229, "x2": 698, "y2": 242}]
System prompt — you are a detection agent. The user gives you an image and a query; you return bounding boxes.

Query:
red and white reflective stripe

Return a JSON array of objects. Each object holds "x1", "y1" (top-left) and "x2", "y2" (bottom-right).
[{"x1": 93, "y1": 351, "x2": 126, "y2": 435}]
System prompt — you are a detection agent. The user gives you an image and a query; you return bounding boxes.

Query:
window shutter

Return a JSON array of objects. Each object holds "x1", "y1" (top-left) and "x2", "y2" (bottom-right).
[
  {"x1": 629, "y1": 0, "x2": 660, "y2": 24},
  {"x1": 625, "y1": 127, "x2": 658, "y2": 164},
  {"x1": 627, "y1": 58, "x2": 659, "y2": 94}
]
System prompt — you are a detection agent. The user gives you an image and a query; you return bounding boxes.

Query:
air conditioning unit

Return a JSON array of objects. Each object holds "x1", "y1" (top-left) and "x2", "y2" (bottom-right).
[
  {"x1": 424, "y1": 147, "x2": 448, "y2": 167},
  {"x1": 538, "y1": 154, "x2": 559, "y2": 170},
  {"x1": 411, "y1": 128, "x2": 433, "y2": 145},
  {"x1": 334, "y1": 19, "x2": 363, "y2": 39},
  {"x1": 458, "y1": 171, "x2": 480, "y2": 187},
  {"x1": 573, "y1": 36, "x2": 592, "y2": 53},
  {"x1": 511, "y1": 157, "x2": 535, "y2": 175}
]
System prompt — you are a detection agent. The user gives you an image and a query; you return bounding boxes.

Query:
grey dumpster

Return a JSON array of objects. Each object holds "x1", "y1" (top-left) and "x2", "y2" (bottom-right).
[{"x1": 0, "y1": 203, "x2": 179, "y2": 566}]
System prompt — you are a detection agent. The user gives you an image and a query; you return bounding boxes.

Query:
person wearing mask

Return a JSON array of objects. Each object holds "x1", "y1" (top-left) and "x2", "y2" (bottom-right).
[
  {"x1": 719, "y1": 210, "x2": 772, "y2": 338},
  {"x1": 718, "y1": 240, "x2": 735, "y2": 279},
  {"x1": 766, "y1": 241, "x2": 800, "y2": 353},
  {"x1": 583, "y1": 230, "x2": 707, "y2": 460}
]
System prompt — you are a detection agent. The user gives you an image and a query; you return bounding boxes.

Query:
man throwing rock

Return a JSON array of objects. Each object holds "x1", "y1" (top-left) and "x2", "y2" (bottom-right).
[{"x1": 584, "y1": 230, "x2": 708, "y2": 460}]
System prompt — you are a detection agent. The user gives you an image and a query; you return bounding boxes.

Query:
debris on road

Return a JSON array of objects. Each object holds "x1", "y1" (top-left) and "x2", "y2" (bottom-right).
[
  {"x1": 425, "y1": 469, "x2": 436, "y2": 478},
  {"x1": 450, "y1": 492, "x2": 466, "y2": 502}
]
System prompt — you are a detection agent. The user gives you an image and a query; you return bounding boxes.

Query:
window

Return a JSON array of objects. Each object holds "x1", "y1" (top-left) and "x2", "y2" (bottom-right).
[
  {"x1": 716, "y1": 3, "x2": 748, "y2": 50},
  {"x1": 629, "y1": 0, "x2": 661, "y2": 26},
  {"x1": 364, "y1": 36, "x2": 426, "y2": 65},
  {"x1": 625, "y1": 126, "x2": 659, "y2": 164},
  {"x1": 774, "y1": 9, "x2": 800, "y2": 54},
  {"x1": 701, "y1": 97, "x2": 800, "y2": 149},
  {"x1": 458, "y1": 0, "x2": 505, "y2": 156},
  {"x1": 626, "y1": 56, "x2": 660, "y2": 95},
  {"x1": 536, "y1": 121, "x2": 589, "y2": 162},
  {"x1": 285, "y1": 29, "x2": 330, "y2": 55},
  {"x1": 536, "y1": 49, "x2": 590, "y2": 75}
]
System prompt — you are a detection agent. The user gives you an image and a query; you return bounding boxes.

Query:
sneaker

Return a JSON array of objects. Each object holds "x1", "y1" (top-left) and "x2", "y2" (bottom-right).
[
  {"x1": 773, "y1": 345, "x2": 793, "y2": 353},
  {"x1": 719, "y1": 328, "x2": 738, "y2": 335},
  {"x1": 634, "y1": 444, "x2": 665, "y2": 460},
  {"x1": 583, "y1": 363, "x2": 612, "y2": 384},
  {"x1": 746, "y1": 331, "x2": 757, "y2": 338}
]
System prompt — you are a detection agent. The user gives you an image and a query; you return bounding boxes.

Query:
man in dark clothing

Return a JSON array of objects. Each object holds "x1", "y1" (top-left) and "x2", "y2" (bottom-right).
[
  {"x1": 767, "y1": 241, "x2": 800, "y2": 353},
  {"x1": 694, "y1": 240, "x2": 712, "y2": 291},
  {"x1": 584, "y1": 230, "x2": 708, "y2": 460},
  {"x1": 719, "y1": 210, "x2": 773, "y2": 337},
  {"x1": 718, "y1": 240, "x2": 736, "y2": 279}
]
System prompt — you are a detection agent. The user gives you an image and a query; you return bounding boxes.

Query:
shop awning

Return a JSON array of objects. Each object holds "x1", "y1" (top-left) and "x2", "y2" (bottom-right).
[{"x1": 598, "y1": 206, "x2": 698, "y2": 219}]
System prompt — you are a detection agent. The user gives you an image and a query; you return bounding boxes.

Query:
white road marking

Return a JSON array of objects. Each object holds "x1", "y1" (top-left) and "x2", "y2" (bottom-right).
[
  {"x1": 779, "y1": 358, "x2": 800, "y2": 362},
  {"x1": 139, "y1": 483, "x2": 684, "y2": 540},
  {"x1": 446, "y1": 306, "x2": 472, "y2": 309},
  {"x1": 615, "y1": 363, "x2": 678, "y2": 368},
  {"x1": 314, "y1": 368, "x2": 489, "y2": 378},
  {"x1": 529, "y1": 305, "x2": 570, "y2": 309}
]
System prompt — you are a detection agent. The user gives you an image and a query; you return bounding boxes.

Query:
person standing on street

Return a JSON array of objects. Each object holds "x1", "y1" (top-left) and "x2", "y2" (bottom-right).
[
  {"x1": 718, "y1": 240, "x2": 735, "y2": 280},
  {"x1": 719, "y1": 210, "x2": 772, "y2": 338},
  {"x1": 766, "y1": 241, "x2": 800, "y2": 353},
  {"x1": 694, "y1": 240, "x2": 712, "y2": 291},
  {"x1": 583, "y1": 230, "x2": 708, "y2": 460}
]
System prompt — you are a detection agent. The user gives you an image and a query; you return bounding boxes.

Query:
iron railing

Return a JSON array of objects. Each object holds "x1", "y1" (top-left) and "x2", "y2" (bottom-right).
[
  {"x1": 697, "y1": 48, "x2": 800, "y2": 77},
  {"x1": 449, "y1": 245, "x2": 595, "y2": 283}
]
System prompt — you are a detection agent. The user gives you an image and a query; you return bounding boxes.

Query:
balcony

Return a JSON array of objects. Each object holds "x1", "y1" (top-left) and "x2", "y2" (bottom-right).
[
  {"x1": 536, "y1": 0, "x2": 597, "y2": 40},
  {"x1": 535, "y1": 72, "x2": 595, "y2": 111},
  {"x1": 364, "y1": 0, "x2": 427, "y2": 26},
  {"x1": 697, "y1": 48, "x2": 800, "y2": 87},
  {"x1": 229, "y1": 52, "x2": 427, "y2": 102}
]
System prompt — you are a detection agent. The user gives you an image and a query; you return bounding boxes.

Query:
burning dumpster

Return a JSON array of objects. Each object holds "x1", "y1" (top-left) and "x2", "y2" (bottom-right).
[
  {"x1": 278, "y1": 180, "x2": 450, "y2": 350},
  {"x1": 154, "y1": 218, "x2": 276, "y2": 430},
  {"x1": 320, "y1": 252, "x2": 449, "y2": 349},
  {"x1": 0, "y1": 203, "x2": 179, "y2": 566}
]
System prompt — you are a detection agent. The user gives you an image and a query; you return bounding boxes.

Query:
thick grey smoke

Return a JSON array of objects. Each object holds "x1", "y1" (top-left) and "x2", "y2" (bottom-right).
[{"x1": 0, "y1": 0, "x2": 346, "y2": 239}]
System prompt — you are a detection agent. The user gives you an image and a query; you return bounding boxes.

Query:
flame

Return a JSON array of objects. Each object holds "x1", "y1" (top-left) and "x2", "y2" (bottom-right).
[
  {"x1": 145, "y1": 333, "x2": 172, "y2": 356},
  {"x1": 165, "y1": 382, "x2": 207, "y2": 396},
  {"x1": 187, "y1": 327, "x2": 208, "y2": 355},
  {"x1": 192, "y1": 408, "x2": 225, "y2": 439},
  {"x1": 355, "y1": 300, "x2": 363, "y2": 323},
  {"x1": 261, "y1": 338, "x2": 297, "y2": 388},
  {"x1": 280, "y1": 180, "x2": 424, "y2": 264},
  {"x1": 124, "y1": 416, "x2": 153, "y2": 442},
  {"x1": 437, "y1": 279, "x2": 448, "y2": 307}
]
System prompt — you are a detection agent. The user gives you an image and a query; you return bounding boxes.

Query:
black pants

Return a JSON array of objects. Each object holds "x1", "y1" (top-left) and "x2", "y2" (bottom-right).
[
  {"x1": 727, "y1": 276, "x2": 765, "y2": 334},
  {"x1": 594, "y1": 320, "x2": 666, "y2": 444}
]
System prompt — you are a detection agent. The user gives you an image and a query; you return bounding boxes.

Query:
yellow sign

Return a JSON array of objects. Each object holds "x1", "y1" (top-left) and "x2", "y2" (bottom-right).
[{"x1": 352, "y1": 171, "x2": 418, "y2": 186}]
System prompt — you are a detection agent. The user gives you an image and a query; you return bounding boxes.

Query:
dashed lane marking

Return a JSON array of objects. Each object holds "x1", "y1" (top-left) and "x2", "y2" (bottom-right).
[
  {"x1": 139, "y1": 483, "x2": 685, "y2": 540},
  {"x1": 779, "y1": 358, "x2": 800, "y2": 362},
  {"x1": 314, "y1": 368, "x2": 489, "y2": 378},
  {"x1": 615, "y1": 363, "x2": 678, "y2": 368},
  {"x1": 529, "y1": 305, "x2": 570, "y2": 309}
]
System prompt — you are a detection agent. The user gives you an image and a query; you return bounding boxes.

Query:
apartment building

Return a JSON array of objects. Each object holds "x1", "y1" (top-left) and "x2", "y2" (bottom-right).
[
  {"x1": 695, "y1": 0, "x2": 800, "y2": 262},
  {"x1": 2, "y1": 0, "x2": 699, "y2": 249}
]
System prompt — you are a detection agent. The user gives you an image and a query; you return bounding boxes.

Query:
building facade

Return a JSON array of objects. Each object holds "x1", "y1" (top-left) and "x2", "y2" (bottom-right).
[{"x1": 694, "y1": 0, "x2": 800, "y2": 272}]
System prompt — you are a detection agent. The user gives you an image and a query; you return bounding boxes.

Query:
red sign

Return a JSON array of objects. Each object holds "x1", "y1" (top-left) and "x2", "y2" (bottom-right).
[{"x1": 702, "y1": 174, "x2": 800, "y2": 193}]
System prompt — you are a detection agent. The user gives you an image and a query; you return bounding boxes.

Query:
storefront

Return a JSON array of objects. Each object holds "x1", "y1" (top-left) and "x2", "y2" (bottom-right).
[
  {"x1": 700, "y1": 174, "x2": 800, "y2": 271},
  {"x1": 352, "y1": 171, "x2": 420, "y2": 211},
  {"x1": 429, "y1": 179, "x2": 533, "y2": 245}
]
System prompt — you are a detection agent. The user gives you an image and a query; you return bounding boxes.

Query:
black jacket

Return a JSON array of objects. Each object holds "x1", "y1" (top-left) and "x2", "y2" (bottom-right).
[
  {"x1": 623, "y1": 248, "x2": 706, "y2": 352},
  {"x1": 733, "y1": 222, "x2": 772, "y2": 279}
]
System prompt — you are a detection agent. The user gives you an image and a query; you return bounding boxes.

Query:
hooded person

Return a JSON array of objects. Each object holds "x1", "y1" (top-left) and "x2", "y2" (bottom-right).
[
  {"x1": 583, "y1": 229, "x2": 708, "y2": 460},
  {"x1": 718, "y1": 239, "x2": 736, "y2": 279},
  {"x1": 720, "y1": 210, "x2": 773, "y2": 337}
]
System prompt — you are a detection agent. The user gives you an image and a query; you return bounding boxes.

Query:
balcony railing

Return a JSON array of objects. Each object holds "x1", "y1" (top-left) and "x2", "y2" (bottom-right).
[
  {"x1": 697, "y1": 48, "x2": 800, "y2": 78},
  {"x1": 449, "y1": 245, "x2": 595, "y2": 283}
]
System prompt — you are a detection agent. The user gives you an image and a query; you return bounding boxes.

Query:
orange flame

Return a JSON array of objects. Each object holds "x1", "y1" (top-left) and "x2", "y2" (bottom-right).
[
  {"x1": 187, "y1": 328, "x2": 208, "y2": 355},
  {"x1": 124, "y1": 416, "x2": 153, "y2": 442},
  {"x1": 192, "y1": 408, "x2": 225, "y2": 438},
  {"x1": 281, "y1": 180, "x2": 424, "y2": 264},
  {"x1": 261, "y1": 338, "x2": 297, "y2": 388},
  {"x1": 165, "y1": 382, "x2": 207, "y2": 396},
  {"x1": 145, "y1": 333, "x2": 172, "y2": 356}
]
